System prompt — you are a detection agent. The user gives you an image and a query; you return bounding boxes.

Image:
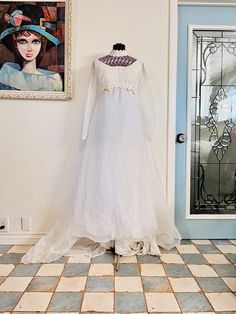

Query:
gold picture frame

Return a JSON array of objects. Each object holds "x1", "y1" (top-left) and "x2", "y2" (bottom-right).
[{"x1": 0, "y1": 0, "x2": 72, "y2": 100}]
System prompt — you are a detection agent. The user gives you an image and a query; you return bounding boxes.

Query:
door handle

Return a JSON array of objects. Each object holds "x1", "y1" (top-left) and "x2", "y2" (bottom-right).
[{"x1": 176, "y1": 133, "x2": 186, "y2": 143}]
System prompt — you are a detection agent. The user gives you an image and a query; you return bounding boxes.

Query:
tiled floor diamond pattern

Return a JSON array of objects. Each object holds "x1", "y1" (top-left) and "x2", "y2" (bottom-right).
[{"x1": 0, "y1": 240, "x2": 235, "y2": 312}]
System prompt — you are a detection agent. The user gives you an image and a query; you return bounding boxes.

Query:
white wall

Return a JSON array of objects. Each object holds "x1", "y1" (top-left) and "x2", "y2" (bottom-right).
[{"x1": 0, "y1": 0, "x2": 173, "y2": 243}]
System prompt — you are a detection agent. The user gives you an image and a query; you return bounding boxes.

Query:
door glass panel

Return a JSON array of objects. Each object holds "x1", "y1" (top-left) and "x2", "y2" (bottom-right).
[{"x1": 191, "y1": 29, "x2": 236, "y2": 215}]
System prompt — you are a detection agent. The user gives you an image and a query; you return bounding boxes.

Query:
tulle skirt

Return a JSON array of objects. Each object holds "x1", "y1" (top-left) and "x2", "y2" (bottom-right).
[{"x1": 22, "y1": 88, "x2": 181, "y2": 263}]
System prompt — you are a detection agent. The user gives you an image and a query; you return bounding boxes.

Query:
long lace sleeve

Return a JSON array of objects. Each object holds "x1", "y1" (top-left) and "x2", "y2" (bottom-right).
[
  {"x1": 137, "y1": 64, "x2": 155, "y2": 140},
  {"x1": 82, "y1": 62, "x2": 97, "y2": 140}
]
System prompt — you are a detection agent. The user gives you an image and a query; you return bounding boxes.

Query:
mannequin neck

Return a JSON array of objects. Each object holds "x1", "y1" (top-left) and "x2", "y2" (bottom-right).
[{"x1": 109, "y1": 49, "x2": 128, "y2": 57}]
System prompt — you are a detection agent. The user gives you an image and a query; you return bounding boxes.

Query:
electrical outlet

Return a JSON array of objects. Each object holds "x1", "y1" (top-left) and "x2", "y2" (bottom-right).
[
  {"x1": 0, "y1": 217, "x2": 9, "y2": 232},
  {"x1": 21, "y1": 217, "x2": 32, "y2": 231}
]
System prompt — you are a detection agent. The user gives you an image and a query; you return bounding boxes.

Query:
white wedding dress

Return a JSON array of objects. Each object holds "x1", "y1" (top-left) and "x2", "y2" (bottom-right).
[{"x1": 22, "y1": 50, "x2": 181, "y2": 264}]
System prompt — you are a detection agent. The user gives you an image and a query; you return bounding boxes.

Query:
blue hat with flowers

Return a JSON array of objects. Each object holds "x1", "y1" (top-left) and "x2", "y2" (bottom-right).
[{"x1": 0, "y1": 3, "x2": 61, "y2": 46}]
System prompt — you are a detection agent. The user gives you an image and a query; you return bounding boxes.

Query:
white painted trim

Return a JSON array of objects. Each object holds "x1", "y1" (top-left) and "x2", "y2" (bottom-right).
[
  {"x1": 0, "y1": 233, "x2": 44, "y2": 245},
  {"x1": 178, "y1": 1, "x2": 236, "y2": 6},
  {"x1": 186, "y1": 25, "x2": 193, "y2": 221},
  {"x1": 188, "y1": 24, "x2": 236, "y2": 30},
  {"x1": 186, "y1": 214, "x2": 236, "y2": 219},
  {"x1": 167, "y1": 0, "x2": 178, "y2": 221},
  {"x1": 186, "y1": 24, "x2": 236, "y2": 220}
]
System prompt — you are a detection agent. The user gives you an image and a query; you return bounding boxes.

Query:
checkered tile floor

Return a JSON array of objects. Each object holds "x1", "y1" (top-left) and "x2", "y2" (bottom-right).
[{"x1": 0, "y1": 239, "x2": 236, "y2": 313}]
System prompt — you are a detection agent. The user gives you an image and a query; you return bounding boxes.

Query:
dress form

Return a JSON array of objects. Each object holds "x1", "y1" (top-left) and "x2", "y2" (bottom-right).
[{"x1": 100, "y1": 44, "x2": 137, "y2": 270}]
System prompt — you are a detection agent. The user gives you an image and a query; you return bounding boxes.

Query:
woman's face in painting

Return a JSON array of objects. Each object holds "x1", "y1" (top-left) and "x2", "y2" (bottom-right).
[{"x1": 16, "y1": 32, "x2": 42, "y2": 62}]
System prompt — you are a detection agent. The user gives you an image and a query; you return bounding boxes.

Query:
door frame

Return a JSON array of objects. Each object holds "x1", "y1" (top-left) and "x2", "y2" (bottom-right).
[
  {"x1": 167, "y1": 0, "x2": 178, "y2": 221},
  {"x1": 179, "y1": 0, "x2": 236, "y2": 6},
  {"x1": 167, "y1": 0, "x2": 236, "y2": 221}
]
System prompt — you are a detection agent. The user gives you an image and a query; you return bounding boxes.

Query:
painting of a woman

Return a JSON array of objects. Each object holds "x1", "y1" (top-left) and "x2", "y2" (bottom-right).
[{"x1": 0, "y1": 3, "x2": 63, "y2": 91}]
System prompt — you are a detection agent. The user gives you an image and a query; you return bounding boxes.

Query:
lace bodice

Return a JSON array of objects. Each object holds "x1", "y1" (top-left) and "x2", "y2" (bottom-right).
[
  {"x1": 95, "y1": 59, "x2": 142, "y2": 93},
  {"x1": 82, "y1": 57, "x2": 155, "y2": 141}
]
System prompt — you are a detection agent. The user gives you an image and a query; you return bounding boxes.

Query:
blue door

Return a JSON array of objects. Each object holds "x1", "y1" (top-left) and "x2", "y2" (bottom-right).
[{"x1": 176, "y1": 5, "x2": 236, "y2": 238}]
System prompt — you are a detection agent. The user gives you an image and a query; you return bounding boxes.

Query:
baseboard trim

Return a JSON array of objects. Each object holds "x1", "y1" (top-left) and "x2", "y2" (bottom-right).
[
  {"x1": 0, "y1": 233, "x2": 45, "y2": 245},
  {"x1": 1, "y1": 233, "x2": 235, "y2": 245}
]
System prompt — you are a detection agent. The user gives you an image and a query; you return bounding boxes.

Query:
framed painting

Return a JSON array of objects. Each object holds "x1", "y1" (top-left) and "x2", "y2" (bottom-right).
[{"x1": 0, "y1": 0, "x2": 72, "y2": 100}]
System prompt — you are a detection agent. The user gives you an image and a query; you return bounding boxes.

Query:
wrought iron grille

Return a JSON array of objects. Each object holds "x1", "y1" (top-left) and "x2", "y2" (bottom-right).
[{"x1": 191, "y1": 29, "x2": 236, "y2": 215}]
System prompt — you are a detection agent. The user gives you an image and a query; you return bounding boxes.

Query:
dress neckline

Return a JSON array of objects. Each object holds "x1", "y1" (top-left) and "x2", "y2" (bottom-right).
[
  {"x1": 109, "y1": 49, "x2": 128, "y2": 57},
  {"x1": 96, "y1": 58, "x2": 139, "y2": 69}
]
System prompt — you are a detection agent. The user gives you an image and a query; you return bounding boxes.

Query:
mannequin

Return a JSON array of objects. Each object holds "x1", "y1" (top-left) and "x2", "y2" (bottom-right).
[
  {"x1": 99, "y1": 42, "x2": 138, "y2": 269},
  {"x1": 113, "y1": 42, "x2": 126, "y2": 50}
]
